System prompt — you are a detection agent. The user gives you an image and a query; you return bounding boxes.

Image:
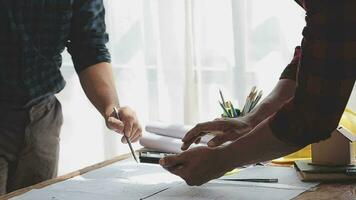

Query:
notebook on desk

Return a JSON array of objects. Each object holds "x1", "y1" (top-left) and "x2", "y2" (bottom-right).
[{"x1": 294, "y1": 160, "x2": 356, "y2": 182}]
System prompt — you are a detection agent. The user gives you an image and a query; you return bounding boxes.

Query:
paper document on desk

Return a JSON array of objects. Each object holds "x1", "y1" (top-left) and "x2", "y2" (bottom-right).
[
  {"x1": 145, "y1": 166, "x2": 319, "y2": 200},
  {"x1": 224, "y1": 166, "x2": 319, "y2": 189},
  {"x1": 11, "y1": 163, "x2": 319, "y2": 200},
  {"x1": 139, "y1": 132, "x2": 206, "y2": 153},
  {"x1": 11, "y1": 162, "x2": 182, "y2": 200},
  {"x1": 145, "y1": 122, "x2": 214, "y2": 143},
  {"x1": 145, "y1": 182, "x2": 308, "y2": 200}
]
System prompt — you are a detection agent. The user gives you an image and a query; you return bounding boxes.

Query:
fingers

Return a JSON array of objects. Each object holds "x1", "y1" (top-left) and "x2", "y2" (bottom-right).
[
  {"x1": 108, "y1": 106, "x2": 143, "y2": 143},
  {"x1": 181, "y1": 132, "x2": 207, "y2": 150},
  {"x1": 107, "y1": 117, "x2": 125, "y2": 133},
  {"x1": 182, "y1": 121, "x2": 225, "y2": 142},
  {"x1": 194, "y1": 138, "x2": 201, "y2": 144},
  {"x1": 130, "y1": 122, "x2": 142, "y2": 141},
  {"x1": 131, "y1": 127, "x2": 143, "y2": 143},
  {"x1": 121, "y1": 125, "x2": 142, "y2": 143},
  {"x1": 167, "y1": 165, "x2": 186, "y2": 178},
  {"x1": 119, "y1": 107, "x2": 142, "y2": 142},
  {"x1": 207, "y1": 132, "x2": 235, "y2": 147},
  {"x1": 181, "y1": 121, "x2": 225, "y2": 150},
  {"x1": 160, "y1": 153, "x2": 186, "y2": 169},
  {"x1": 124, "y1": 121, "x2": 134, "y2": 138},
  {"x1": 121, "y1": 136, "x2": 128, "y2": 144}
]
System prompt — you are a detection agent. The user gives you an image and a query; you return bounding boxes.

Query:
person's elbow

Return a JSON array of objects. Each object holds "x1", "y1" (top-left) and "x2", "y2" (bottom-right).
[{"x1": 301, "y1": 117, "x2": 339, "y2": 145}]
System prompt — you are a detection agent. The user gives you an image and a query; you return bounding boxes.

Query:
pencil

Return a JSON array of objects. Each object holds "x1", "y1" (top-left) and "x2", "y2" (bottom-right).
[
  {"x1": 229, "y1": 101, "x2": 238, "y2": 117},
  {"x1": 219, "y1": 178, "x2": 278, "y2": 183},
  {"x1": 219, "y1": 89, "x2": 226, "y2": 107},
  {"x1": 250, "y1": 91, "x2": 263, "y2": 111},
  {"x1": 219, "y1": 101, "x2": 232, "y2": 118}
]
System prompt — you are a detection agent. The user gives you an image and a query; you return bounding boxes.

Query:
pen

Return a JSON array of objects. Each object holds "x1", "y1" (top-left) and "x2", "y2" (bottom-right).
[
  {"x1": 219, "y1": 178, "x2": 278, "y2": 183},
  {"x1": 113, "y1": 107, "x2": 139, "y2": 163},
  {"x1": 219, "y1": 101, "x2": 232, "y2": 118},
  {"x1": 219, "y1": 89, "x2": 226, "y2": 107},
  {"x1": 229, "y1": 101, "x2": 238, "y2": 117},
  {"x1": 250, "y1": 91, "x2": 263, "y2": 111}
]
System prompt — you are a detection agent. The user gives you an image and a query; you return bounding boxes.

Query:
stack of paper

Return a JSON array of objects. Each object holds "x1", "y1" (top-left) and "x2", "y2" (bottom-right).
[{"x1": 140, "y1": 122, "x2": 213, "y2": 153}]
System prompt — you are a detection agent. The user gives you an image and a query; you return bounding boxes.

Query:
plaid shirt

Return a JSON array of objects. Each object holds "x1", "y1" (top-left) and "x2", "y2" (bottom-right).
[
  {"x1": 0, "y1": 0, "x2": 111, "y2": 105},
  {"x1": 270, "y1": 0, "x2": 356, "y2": 146}
]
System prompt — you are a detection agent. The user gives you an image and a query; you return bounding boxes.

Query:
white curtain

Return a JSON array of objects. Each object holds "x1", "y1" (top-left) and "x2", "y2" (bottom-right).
[{"x1": 57, "y1": 0, "x2": 306, "y2": 175}]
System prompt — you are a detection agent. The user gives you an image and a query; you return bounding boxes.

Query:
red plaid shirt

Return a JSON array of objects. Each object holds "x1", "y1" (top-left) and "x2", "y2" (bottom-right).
[{"x1": 269, "y1": 0, "x2": 356, "y2": 146}]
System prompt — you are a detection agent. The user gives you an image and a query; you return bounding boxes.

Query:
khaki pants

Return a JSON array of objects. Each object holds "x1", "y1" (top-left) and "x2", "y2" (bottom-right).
[{"x1": 0, "y1": 96, "x2": 63, "y2": 195}]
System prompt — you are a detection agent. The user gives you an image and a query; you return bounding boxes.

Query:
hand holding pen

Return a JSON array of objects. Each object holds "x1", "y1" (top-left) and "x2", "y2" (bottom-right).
[
  {"x1": 107, "y1": 107, "x2": 142, "y2": 163},
  {"x1": 106, "y1": 107, "x2": 141, "y2": 161},
  {"x1": 106, "y1": 106, "x2": 142, "y2": 144}
]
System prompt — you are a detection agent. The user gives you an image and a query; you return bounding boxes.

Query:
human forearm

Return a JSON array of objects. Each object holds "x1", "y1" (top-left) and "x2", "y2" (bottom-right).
[
  {"x1": 78, "y1": 62, "x2": 119, "y2": 118},
  {"x1": 78, "y1": 62, "x2": 142, "y2": 142},
  {"x1": 243, "y1": 79, "x2": 296, "y2": 127},
  {"x1": 162, "y1": 117, "x2": 303, "y2": 186},
  {"x1": 221, "y1": 118, "x2": 302, "y2": 169}
]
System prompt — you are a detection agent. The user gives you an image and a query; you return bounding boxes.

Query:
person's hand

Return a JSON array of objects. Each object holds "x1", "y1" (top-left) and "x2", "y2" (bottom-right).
[
  {"x1": 106, "y1": 106, "x2": 142, "y2": 143},
  {"x1": 159, "y1": 146, "x2": 231, "y2": 186},
  {"x1": 181, "y1": 118, "x2": 253, "y2": 150}
]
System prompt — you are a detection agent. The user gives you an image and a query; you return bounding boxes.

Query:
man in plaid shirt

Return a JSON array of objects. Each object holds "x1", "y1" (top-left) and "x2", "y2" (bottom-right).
[
  {"x1": 160, "y1": 0, "x2": 356, "y2": 186},
  {"x1": 0, "y1": 0, "x2": 142, "y2": 194}
]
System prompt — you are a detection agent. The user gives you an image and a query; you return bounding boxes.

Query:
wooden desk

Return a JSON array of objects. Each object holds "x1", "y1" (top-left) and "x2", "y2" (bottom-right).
[
  {"x1": 0, "y1": 154, "x2": 131, "y2": 200},
  {"x1": 1, "y1": 154, "x2": 356, "y2": 200}
]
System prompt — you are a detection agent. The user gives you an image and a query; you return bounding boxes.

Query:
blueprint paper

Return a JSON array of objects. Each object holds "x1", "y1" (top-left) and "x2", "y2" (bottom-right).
[
  {"x1": 145, "y1": 181, "x2": 307, "y2": 200},
  {"x1": 146, "y1": 166, "x2": 319, "y2": 200},
  {"x1": 11, "y1": 162, "x2": 319, "y2": 200},
  {"x1": 11, "y1": 162, "x2": 181, "y2": 200}
]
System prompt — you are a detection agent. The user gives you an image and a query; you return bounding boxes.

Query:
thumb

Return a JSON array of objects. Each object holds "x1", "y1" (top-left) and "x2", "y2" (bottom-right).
[{"x1": 160, "y1": 154, "x2": 186, "y2": 168}]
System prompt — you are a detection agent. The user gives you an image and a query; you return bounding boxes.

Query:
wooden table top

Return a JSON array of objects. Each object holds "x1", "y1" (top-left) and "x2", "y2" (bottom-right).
[{"x1": 1, "y1": 154, "x2": 356, "y2": 200}]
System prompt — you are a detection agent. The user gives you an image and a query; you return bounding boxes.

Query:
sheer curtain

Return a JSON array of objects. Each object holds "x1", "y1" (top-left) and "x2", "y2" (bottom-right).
[{"x1": 57, "y1": 0, "x2": 305, "y2": 175}]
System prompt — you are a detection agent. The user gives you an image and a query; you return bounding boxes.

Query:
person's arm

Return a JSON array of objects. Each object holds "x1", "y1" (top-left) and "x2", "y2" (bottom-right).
[
  {"x1": 268, "y1": 4, "x2": 355, "y2": 147},
  {"x1": 181, "y1": 79, "x2": 296, "y2": 149},
  {"x1": 161, "y1": 119, "x2": 301, "y2": 186},
  {"x1": 78, "y1": 62, "x2": 118, "y2": 118},
  {"x1": 244, "y1": 47, "x2": 300, "y2": 127},
  {"x1": 66, "y1": 0, "x2": 142, "y2": 142},
  {"x1": 181, "y1": 47, "x2": 300, "y2": 149},
  {"x1": 78, "y1": 63, "x2": 142, "y2": 142},
  {"x1": 161, "y1": 1, "x2": 355, "y2": 186}
]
